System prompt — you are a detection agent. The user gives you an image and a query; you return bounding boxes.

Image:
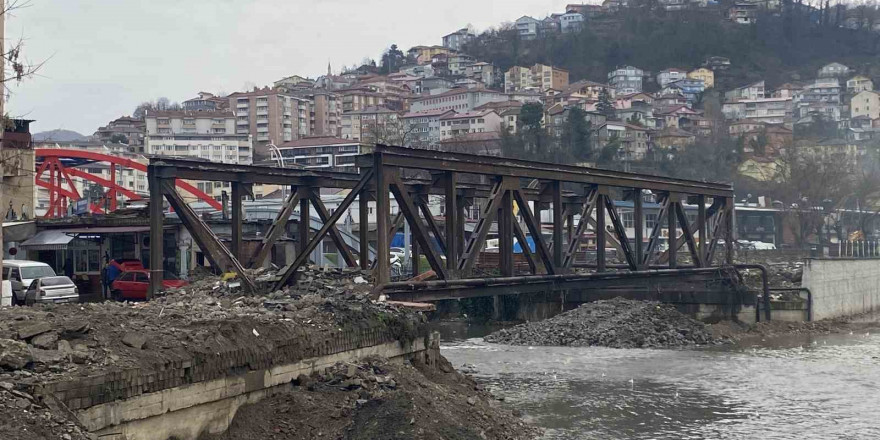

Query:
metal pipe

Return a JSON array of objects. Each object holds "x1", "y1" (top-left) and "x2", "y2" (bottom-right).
[
  {"x1": 768, "y1": 287, "x2": 813, "y2": 322},
  {"x1": 733, "y1": 264, "x2": 770, "y2": 322}
]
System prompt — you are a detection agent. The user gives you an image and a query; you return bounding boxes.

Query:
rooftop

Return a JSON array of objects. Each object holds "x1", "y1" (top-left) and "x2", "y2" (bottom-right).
[{"x1": 277, "y1": 136, "x2": 360, "y2": 148}]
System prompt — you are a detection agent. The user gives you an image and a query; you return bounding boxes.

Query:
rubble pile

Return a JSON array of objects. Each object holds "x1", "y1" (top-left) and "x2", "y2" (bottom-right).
[
  {"x1": 0, "y1": 266, "x2": 420, "y2": 387},
  {"x1": 203, "y1": 357, "x2": 540, "y2": 440},
  {"x1": 485, "y1": 298, "x2": 727, "y2": 348},
  {"x1": 0, "y1": 383, "x2": 91, "y2": 440}
]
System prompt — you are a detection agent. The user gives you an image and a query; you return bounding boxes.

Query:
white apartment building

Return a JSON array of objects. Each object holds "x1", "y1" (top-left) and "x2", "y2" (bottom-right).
[
  {"x1": 144, "y1": 110, "x2": 253, "y2": 200},
  {"x1": 608, "y1": 66, "x2": 645, "y2": 94},
  {"x1": 725, "y1": 81, "x2": 766, "y2": 101},
  {"x1": 271, "y1": 137, "x2": 363, "y2": 170},
  {"x1": 851, "y1": 91, "x2": 880, "y2": 120},
  {"x1": 401, "y1": 109, "x2": 456, "y2": 147},
  {"x1": 721, "y1": 97, "x2": 792, "y2": 124},
  {"x1": 560, "y1": 12, "x2": 585, "y2": 33},
  {"x1": 439, "y1": 110, "x2": 502, "y2": 140},
  {"x1": 656, "y1": 68, "x2": 688, "y2": 88},
  {"x1": 847, "y1": 75, "x2": 874, "y2": 94},
  {"x1": 410, "y1": 88, "x2": 507, "y2": 113},
  {"x1": 515, "y1": 16, "x2": 541, "y2": 40}
]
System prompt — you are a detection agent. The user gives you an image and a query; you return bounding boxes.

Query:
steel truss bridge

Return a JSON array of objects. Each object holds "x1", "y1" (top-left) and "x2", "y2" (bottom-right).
[{"x1": 144, "y1": 145, "x2": 746, "y2": 313}]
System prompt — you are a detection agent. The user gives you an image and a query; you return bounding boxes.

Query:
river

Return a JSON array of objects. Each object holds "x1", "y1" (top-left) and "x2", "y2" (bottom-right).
[{"x1": 436, "y1": 319, "x2": 880, "y2": 439}]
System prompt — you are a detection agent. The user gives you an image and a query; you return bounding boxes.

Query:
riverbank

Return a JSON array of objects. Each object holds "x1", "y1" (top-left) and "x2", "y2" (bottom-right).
[{"x1": 708, "y1": 310, "x2": 880, "y2": 343}]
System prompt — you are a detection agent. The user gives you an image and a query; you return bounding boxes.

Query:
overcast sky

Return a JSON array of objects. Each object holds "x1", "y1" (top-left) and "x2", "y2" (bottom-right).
[{"x1": 5, "y1": 0, "x2": 577, "y2": 135}]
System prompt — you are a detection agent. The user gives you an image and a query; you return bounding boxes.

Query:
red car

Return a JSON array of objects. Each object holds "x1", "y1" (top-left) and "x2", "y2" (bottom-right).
[{"x1": 110, "y1": 270, "x2": 188, "y2": 300}]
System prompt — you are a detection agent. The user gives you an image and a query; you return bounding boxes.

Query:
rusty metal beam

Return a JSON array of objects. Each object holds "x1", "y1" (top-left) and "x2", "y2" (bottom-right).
[
  {"x1": 458, "y1": 178, "x2": 509, "y2": 274},
  {"x1": 675, "y1": 201, "x2": 703, "y2": 267},
  {"x1": 388, "y1": 171, "x2": 448, "y2": 279},
  {"x1": 605, "y1": 195, "x2": 637, "y2": 270},
  {"x1": 309, "y1": 192, "x2": 359, "y2": 267},
  {"x1": 563, "y1": 188, "x2": 598, "y2": 268},
  {"x1": 416, "y1": 196, "x2": 447, "y2": 256},
  {"x1": 147, "y1": 166, "x2": 164, "y2": 299},
  {"x1": 249, "y1": 188, "x2": 299, "y2": 268},
  {"x1": 643, "y1": 194, "x2": 670, "y2": 267},
  {"x1": 161, "y1": 179, "x2": 255, "y2": 292},
  {"x1": 512, "y1": 188, "x2": 556, "y2": 275},
  {"x1": 512, "y1": 219, "x2": 538, "y2": 274},
  {"x1": 274, "y1": 169, "x2": 374, "y2": 289}
]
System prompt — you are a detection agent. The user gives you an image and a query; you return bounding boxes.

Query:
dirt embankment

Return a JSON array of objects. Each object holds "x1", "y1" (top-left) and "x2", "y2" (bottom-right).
[
  {"x1": 485, "y1": 298, "x2": 727, "y2": 348},
  {"x1": 708, "y1": 312, "x2": 880, "y2": 342},
  {"x1": 202, "y1": 356, "x2": 539, "y2": 440}
]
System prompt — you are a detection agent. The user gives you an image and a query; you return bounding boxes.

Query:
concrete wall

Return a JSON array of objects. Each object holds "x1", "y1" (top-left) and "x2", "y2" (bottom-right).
[{"x1": 802, "y1": 258, "x2": 880, "y2": 320}]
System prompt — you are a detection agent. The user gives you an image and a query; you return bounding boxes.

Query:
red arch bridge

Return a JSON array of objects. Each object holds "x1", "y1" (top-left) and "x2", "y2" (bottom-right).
[{"x1": 35, "y1": 149, "x2": 222, "y2": 218}]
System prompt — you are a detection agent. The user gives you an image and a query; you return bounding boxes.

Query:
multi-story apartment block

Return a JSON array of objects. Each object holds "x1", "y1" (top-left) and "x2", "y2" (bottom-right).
[
  {"x1": 340, "y1": 107, "x2": 400, "y2": 143},
  {"x1": 721, "y1": 97, "x2": 792, "y2": 124},
  {"x1": 448, "y1": 54, "x2": 476, "y2": 76},
  {"x1": 442, "y1": 27, "x2": 476, "y2": 51},
  {"x1": 662, "y1": 78, "x2": 706, "y2": 105},
  {"x1": 407, "y1": 46, "x2": 455, "y2": 65},
  {"x1": 338, "y1": 87, "x2": 387, "y2": 113},
  {"x1": 847, "y1": 75, "x2": 874, "y2": 94},
  {"x1": 438, "y1": 110, "x2": 502, "y2": 140},
  {"x1": 796, "y1": 78, "x2": 842, "y2": 104},
  {"x1": 399, "y1": 64, "x2": 436, "y2": 79},
  {"x1": 401, "y1": 109, "x2": 456, "y2": 147},
  {"x1": 410, "y1": 87, "x2": 506, "y2": 113},
  {"x1": 465, "y1": 62, "x2": 498, "y2": 88},
  {"x1": 608, "y1": 66, "x2": 645, "y2": 94},
  {"x1": 504, "y1": 64, "x2": 569, "y2": 93},
  {"x1": 561, "y1": 80, "x2": 614, "y2": 102},
  {"x1": 144, "y1": 110, "x2": 253, "y2": 200},
  {"x1": 93, "y1": 116, "x2": 146, "y2": 151},
  {"x1": 817, "y1": 62, "x2": 850, "y2": 79},
  {"x1": 656, "y1": 68, "x2": 688, "y2": 88},
  {"x1": 560, "y1": 12, "x2": 585, "y2": 33},
  {"x1": 227, "y1": 87, "x2": 310, "y2": 159},
  {"x1": 851, "y1": 91, "x2": 880, "y2": 120},
  {"x1": 687, "y1": 68, "x2": 715, "y2": 88},
  {"x1": 273, "y1": 74, "x2": 314, "y2": 91},
  {"x1": 305, "y1": 90, "x2": 341, "y2": 137},
  {"x1": 725, "y1": 80, "x2": 766, "y2": 101},
  {"x1": 272, "y1": 137, "x2": 362, "y2": 170},
  {"x1": 515, "y1": 16, "x2": 541, "y2": 40}
]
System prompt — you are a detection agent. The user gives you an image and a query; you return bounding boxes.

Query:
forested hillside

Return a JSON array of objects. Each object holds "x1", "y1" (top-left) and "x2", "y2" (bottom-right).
[{"x1": 464, "y1": 4, "x2": 880, "y2": 89}]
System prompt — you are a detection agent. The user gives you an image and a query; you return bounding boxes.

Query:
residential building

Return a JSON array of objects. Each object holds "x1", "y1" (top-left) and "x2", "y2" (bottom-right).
[
  {"x1": 93, "y1": 116, "x2": 146, "y2": 151},
  {"x1": 615, "y1": 92, "x2": 653, "y2": 110},
  {"x1": 504, "y1": 66, "x2": 532, "y2": 93},
  {"x1": 419, "y1": 77, "x2": 456, "y2": 95},
  {"x1": 272, "y1": 137, "x2": 363, "y2": 170},
  {"x1": 515, "y1": 16, "x2": 541, "y2": 40},
  {"x1": 662, "y1": 78, "x2": 706, "y2": 105},
  {"x1": 687, "y1": 68, "x2": 715, "y2": 89},
  {"x1": 227, "y1": 87, "x2": 310, "y2": 158},
  {"x1": 728, "y1": 2, "x2": 758, "y2": 24},
  {"x1": 339, "y1": 106, "x2": 400, "y2": 143},
  {"x1": 144, "y1": 110, "x2": 253, "y2": 200},
  {"x1": 726, "y1": 80, "x2": 766, "y2": 101},
  {"x1": 504, "y1": 64, "x2": 569, "y2": 93},
  {"x1": 1, "y1": 119, "x2": 34, "y2": 221},
  {"x1": 594, "y1": 122, "x2": 649, "y2": 160},
  {"x1": 654, "y1": 105, "x2": 702, "y2": 129},
  {"x1": 437, "y1": 131, "x2": 503, "y2": 155},
  {"x1": 438, "y1": 110, "x2": 502, "y2": 140},
  {"x1": 448, "y1": 54, "x2": 476, "y2": 76},
  {"x1": 560, "y1": 12, "x2": 585, "y2": 33},
  {"x1": 847, "y1": 75, "x2": 874, "y2": 94},
  {"x1": 338, "y1": 87, "x2": 387, "y2": 113},
  {"x1": 475, "y1": 100, "x2": 523, "y2": 133},
  {"x1": 608, "y1": 66, "x2": 645, "y2": 94},
  {"x1": 410, "y1": 87, "x2": 506, "y2": 113},
  {"x1": 656, "y1": 68, "x2": 688, "y2": 88},
  {"x1": 796, "y1": 78, "x2": 842, "y2": 104},
  {"x1": 817, "y1": 62, "x2": 850, "y2": 79},
  {"x1": 851, "y1": 91, "x2": 880, "y2": 120},
  {"x1": 407, "y1": 46, "x2": 455, "y2": 65},
  {"x1": 442, "y1": 27, "x2": 475, "y2": 51},
  {"x1": 562, "y1": 80, "x2": 614, "y2": 102},
  {"x1": 653, "y1": 128, "x2": 696, "y2": 149},
  {"x1": 566, "y1": 3, "x2": 603, "y2": 17},
  {"x1": 541, "y1": 15, "x2": 561, "y2": 34},
  {"x1": 399, "y1": 64, "x2": 436, "y2": 79},
  {"x1": 772, "y1": 83, "x2": 803, "y2": 99},
  {"x1": 795, "y1": 101, "x2": 843, "y2": 122},
  {"x1": 305, "y1": 90, "x2": 341, "y2": 137},
  {"x1": 722, "y1": 97, "x2": 792, "y2": 124},
  {"x1": 465, "y1": 62, "x2": 498, "y2": 88},
  {"x1": 182, "y1": 92, "x2": 228, "y2": 112},
  {"x1": 703, "y1": 56, "x2": 731, "y2": 71},
  {"x1": 273, "y1": 75, "x2": 314, "y2": 92},
  {"x1": 400, "y1": 109, "x2": 456, "y2": 147}
]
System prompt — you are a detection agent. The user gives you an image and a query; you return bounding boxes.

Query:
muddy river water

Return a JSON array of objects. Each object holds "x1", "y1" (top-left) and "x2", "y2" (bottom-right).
[{"x1": 436, "y1": 320, "x2": 880, "y2": 439}]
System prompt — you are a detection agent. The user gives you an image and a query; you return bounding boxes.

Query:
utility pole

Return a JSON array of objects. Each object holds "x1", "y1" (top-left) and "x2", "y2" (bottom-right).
[{"x1": 1, "y1": 0, "x2": 7, "y2": 283}]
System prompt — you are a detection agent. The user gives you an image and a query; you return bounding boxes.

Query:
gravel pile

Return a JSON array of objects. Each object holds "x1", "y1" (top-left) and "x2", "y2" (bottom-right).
[{"x1": 484, "y1": 298, "x2": 726, "y2": 348}]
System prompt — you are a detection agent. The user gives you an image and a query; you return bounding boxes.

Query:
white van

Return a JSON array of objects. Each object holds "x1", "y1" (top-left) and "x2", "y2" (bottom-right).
[{"x1": 2, "y1": 260, "x2": 57, "y2": 305}]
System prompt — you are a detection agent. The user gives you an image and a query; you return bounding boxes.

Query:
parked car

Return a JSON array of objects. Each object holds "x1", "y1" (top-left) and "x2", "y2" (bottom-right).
[
  {"x1": 23, "y1": 276, "x2": 79, "y2": 305},
  {"x1": 2, "y1": 260, "x2": 58, "y2": 305},
  {"x1": 110, "y1": 270, "x2": 188, "y2": 300},
  {"x1": 106, "y1": 259, "x2": 145, "y2": 283}
]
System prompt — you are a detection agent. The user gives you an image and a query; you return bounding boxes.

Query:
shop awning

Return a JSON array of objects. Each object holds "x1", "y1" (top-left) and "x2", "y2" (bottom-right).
[{"x1": 19, "y1": 230, "x2": 76, "y2": 250}]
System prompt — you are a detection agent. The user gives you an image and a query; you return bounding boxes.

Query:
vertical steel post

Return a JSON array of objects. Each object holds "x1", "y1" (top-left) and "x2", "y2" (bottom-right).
[
  {"x1": 147, "y1": 165, "x2": 164, "y2": 300},
  {"x1": 668, "y1": 196, "x2": 678, "y2": 269},
  {"x1": 725, "y1": 197, "x2": 735, "y2": 265},
  {"x1": 698, "y1": 194, "x2": 706, "y2": 266},
  {"x1": 375, "y1": 154, "x2": 390, "y2": 284},
  {"x1": 445, "y1": 172, "x2": 457, "y2": 276},
  {"x1": 500, "y1": 189, "x2": 514, "y2": 277},
  {"x1": 595, "y1": 192, "x2": 606, "y2": 272},
  {"x1": 552, "y1": 181, "x2": 563, "y2": 268},
  {"x1": 231, "y1": 182, "x2": 243, "y2": 260},
  {"x1": 298, "y1": 186, "x2": 311, "y2": 261},
  {"x1": 359, "y1": 189, "x2": 370, "y2": 270},
  {"x1": 633, "y1": 189, "x2": 644, "y2": 269}
]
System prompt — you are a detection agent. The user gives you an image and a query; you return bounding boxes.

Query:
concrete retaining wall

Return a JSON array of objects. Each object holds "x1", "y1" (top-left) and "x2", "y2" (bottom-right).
[{"x1": 802, "y1": 258, "x2": 880, "y2": 320}]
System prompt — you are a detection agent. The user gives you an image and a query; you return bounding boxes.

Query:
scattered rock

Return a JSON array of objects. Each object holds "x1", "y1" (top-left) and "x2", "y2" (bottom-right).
[
  {"x1": 30, "y1": 332, "x2": 59, "y2": 350},
  {"x1": 121, "y1": 333, "x2": 147, "y2": 350},
  {"x1": 17, "y1": 323, "x2": 53, "y2": 340},
  {"x1": 466, "y1": 396, "x2": 477, "y2": 406},
  {"x1": 0, "y1": 339, "x2": 33, "y2": 370}
]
